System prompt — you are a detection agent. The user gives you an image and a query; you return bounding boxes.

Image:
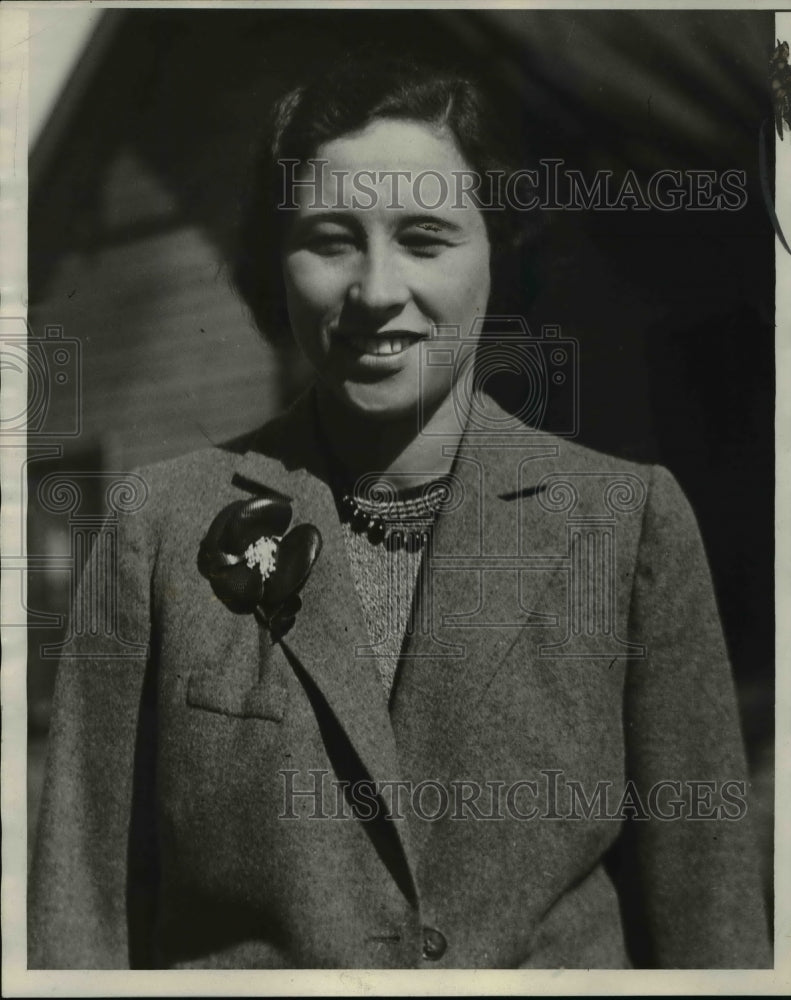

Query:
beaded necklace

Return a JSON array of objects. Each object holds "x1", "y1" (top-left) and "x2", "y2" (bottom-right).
[
  {"x1": 337, "y1": 478, "x2": 452, "y2": 550},
  {"x1": 311, "y1": 393, "x2": 451, "y2": 550}
]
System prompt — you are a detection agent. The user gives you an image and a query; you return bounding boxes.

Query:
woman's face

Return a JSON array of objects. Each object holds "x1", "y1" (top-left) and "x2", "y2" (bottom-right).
[{"x1": 281, "y1": 118, "x2": 491, "y2": 420}]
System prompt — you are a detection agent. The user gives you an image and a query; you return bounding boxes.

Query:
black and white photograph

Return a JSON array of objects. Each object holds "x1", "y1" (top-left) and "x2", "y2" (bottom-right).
[{"x1": 1, "y1": 0, "x2": 788, "y2": 991}]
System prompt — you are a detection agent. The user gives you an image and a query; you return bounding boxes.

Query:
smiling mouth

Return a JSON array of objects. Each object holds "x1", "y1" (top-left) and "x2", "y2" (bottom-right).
[{"x1": 340, "y1": 332, "x2": 425, "y2": 357}]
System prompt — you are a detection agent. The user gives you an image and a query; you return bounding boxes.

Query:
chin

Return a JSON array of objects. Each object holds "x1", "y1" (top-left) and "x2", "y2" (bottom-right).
[{"x1": 336, "y1": 381, "x2": 422, "y2": 422}]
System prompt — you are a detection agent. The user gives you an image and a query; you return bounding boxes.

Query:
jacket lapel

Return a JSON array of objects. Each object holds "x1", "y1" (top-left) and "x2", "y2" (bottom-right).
[
  {"x1": 390, "y1": 402, "x2": 566, "y2": 806},
  {"x1": 231, "y1": 392, "x2": 419, "y2": 895}
]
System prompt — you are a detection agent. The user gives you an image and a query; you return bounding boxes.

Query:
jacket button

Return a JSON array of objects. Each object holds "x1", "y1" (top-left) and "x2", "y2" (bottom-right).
[{"x1": 422, "y1": 926, "x2": 447, "y2": 961}]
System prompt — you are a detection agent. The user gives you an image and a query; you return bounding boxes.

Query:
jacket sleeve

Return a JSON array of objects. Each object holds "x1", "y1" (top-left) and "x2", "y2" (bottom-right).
[
  {"x1": 621, "y1": 463, "x2": 771, "y2": 967},
  {"x1": 28, "y1": 487, "x2": 160, "y2": 969}
]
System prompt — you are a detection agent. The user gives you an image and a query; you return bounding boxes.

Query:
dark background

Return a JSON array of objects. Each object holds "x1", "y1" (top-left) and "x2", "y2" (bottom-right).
[{"x1": 27, "y1": 9, "x2": 775, "y2": 892}]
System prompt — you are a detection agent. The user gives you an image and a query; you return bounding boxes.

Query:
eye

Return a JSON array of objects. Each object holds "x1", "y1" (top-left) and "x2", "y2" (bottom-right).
[
  {"x1": 398, "y1": 220, "x2": 457, "y2": 257},
  {"x1": 306, "y1": 232, "x2": 358, "y2": 256},
  {"x1": 399, "y1": 226, "x2": 450, "y2": 258}
]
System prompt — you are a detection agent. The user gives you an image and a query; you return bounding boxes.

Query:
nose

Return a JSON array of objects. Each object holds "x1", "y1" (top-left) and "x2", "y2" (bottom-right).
[{"x1": 347, "y1": 241, "x2": 410, "y2": 318}]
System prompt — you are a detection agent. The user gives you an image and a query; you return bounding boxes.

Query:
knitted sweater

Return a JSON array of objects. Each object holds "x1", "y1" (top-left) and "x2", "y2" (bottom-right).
[{"x1": 341, "y1": 519, "x2": 431, "y2": 699}]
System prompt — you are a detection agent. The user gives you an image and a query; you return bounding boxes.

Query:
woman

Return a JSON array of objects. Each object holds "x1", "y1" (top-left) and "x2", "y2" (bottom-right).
[{"x1": 29, "y1": 53, "x2": 770, "y2": 969}]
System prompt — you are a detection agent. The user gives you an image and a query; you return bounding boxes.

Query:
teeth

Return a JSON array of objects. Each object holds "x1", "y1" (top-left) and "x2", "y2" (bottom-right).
[{"x1": 348, "y1": 335, "x2": 413, "y2": 356}]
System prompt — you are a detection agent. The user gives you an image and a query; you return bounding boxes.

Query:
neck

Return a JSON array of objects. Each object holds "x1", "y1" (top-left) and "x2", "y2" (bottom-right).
[{"x1": 315, "y1": 387, "x2": 467, "y2": 490}]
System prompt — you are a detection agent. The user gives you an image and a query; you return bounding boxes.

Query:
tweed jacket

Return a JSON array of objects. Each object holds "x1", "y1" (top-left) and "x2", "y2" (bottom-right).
[{"x1": 29, "y1": 390, "x2": 770, "y2": 969}]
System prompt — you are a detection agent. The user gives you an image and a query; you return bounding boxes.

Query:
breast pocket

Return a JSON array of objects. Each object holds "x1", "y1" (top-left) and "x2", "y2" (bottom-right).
[
  {"x1": 186, "y1": 669, "x2": 287, "y2": 722},
  {"x1": 185, "y1": 627, "x2": 288, "y2": 723}
]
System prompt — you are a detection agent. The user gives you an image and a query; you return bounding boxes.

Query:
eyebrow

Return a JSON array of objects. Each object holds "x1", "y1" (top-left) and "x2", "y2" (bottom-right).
[
  {"x1": 288, "y1": 211, "x2": 358, "y2": 229},
  {"x1": 399, "y1": 213, "x2": 464, "y2": 234},
  {"x1": 288, "y1": 210, "x2": 465, "y2": 235}
]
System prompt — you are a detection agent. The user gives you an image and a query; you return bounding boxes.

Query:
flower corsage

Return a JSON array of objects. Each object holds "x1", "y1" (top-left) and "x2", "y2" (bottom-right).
[{"x1": 197, "y1": 494, "x2": 322, "y2": 640}]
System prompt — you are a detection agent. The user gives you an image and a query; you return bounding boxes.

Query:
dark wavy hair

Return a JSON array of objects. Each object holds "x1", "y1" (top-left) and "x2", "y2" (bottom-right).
[{"x1": 232, "y1": 50, "x2": 541, "y2": 344}]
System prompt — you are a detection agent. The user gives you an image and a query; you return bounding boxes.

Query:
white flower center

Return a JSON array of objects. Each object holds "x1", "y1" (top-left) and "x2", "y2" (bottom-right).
[{"x1": 243, "y1": 535, "x2": 279, "y2": 580}]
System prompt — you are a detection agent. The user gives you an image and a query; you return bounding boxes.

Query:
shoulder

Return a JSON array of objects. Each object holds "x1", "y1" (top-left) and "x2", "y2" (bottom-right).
[
  {"x1": 123, "y1": 408, "x2": 301, "y2": 546},
  {"x1": 133, "y1": 408, "x2": 295, "y2": 500},
  {"x1": 542, "y1": 430, "x2": 645, "y2": 476},
  {"x1": 134, "y1": 444, "x2": 237, "y2": 501},
  {"x1": 508, "y1": 423, "x2": 656, "y2": 505},
  {"x1": 479, "y1": 394, "x2": 648, "y2": 479},
  {"x1": 534, "y1": 429, "x2": 706, "y2": 573},
  {"x1": 526, "y1": 424, "x2": 687, "y2": 498},
  {"x1": 496, "y1": 420, "x2": 697, "y2": 545}
]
